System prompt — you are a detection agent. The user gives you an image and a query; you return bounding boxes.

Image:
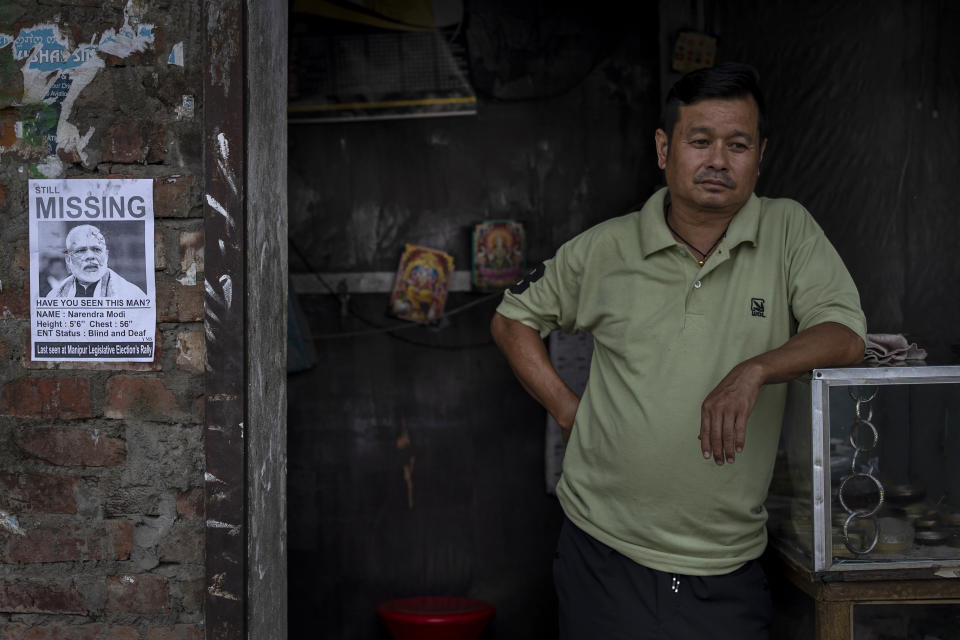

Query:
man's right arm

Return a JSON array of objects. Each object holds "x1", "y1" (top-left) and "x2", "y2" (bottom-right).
[{"x1": 490, "y1": 312, "x2": 580, "y2": 439}]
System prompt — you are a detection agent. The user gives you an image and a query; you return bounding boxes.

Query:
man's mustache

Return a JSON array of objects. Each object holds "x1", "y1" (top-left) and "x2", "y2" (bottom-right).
[{"x1": 694, "y1": 171, "x2": 736, "y2": 188}]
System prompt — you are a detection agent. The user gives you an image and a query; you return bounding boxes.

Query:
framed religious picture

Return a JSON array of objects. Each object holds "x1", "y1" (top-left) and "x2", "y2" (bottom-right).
[
  {"x1": 671, "y1": 30, "x2": 717, "y2": 73},
  {"x1": 472, "y1": 220, "x2": 525, "y2": 292},
  {"x1": 389, "y1": 244, "x2": 455, "y2": 324}
]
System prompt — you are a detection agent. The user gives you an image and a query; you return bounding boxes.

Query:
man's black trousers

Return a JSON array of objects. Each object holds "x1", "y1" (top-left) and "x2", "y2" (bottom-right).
[{"x1": 554, "y1": 514, "x2": 772, "y2": 639}]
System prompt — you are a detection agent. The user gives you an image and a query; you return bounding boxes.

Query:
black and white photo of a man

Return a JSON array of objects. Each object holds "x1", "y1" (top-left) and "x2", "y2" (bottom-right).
[{"x1": 46, "y1": 224, "x2": 147, "y2": 299}]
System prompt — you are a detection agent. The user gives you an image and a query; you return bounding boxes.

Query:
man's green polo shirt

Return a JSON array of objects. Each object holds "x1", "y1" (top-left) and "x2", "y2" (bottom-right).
[{"x1": 497, "y1": 187, "x2": 866, "y2": 575}]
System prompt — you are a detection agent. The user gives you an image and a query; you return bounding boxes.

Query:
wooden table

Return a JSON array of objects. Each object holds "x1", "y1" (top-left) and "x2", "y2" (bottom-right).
[{"x1": 772, "y1": 549, "x2": 960, "y2": 639}]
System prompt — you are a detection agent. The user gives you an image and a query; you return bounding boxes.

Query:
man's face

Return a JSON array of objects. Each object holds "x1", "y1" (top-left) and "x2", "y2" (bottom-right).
[
  {"x1": 655, "y1": 96, "x2": 767, "y2": 216},
  {"x1": 66, "y1": 230, "x2": 109, "y2": 284}
]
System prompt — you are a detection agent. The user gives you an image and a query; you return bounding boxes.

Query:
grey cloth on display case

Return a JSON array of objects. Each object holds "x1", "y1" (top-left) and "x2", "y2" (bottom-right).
[{"x1": 864, "y1": 333, "x2": 927, "y2": 364}]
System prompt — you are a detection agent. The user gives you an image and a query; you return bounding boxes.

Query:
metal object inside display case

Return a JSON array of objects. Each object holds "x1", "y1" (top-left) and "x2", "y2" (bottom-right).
[{"x1": 767, "y1": 365, "x2": 960, "y2": 573}]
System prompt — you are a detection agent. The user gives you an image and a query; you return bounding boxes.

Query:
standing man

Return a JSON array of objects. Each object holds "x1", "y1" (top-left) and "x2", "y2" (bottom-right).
[
  {"x1": 490, "y1": 63, "x2": 865, "y2": 639},
  {"x1": 47, "y1": 224, "x2": 146, "y2": 298}
]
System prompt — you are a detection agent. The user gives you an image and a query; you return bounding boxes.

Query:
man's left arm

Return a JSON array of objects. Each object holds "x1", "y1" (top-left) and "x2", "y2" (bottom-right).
[{"x1": 699, "y1": 321, "x2": 864, "y2": 465}]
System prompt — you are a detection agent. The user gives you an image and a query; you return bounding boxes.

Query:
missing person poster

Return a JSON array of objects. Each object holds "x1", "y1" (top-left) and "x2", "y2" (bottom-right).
[{"x1": 29, "y1": 179, "x2": 156, "y2": 362}]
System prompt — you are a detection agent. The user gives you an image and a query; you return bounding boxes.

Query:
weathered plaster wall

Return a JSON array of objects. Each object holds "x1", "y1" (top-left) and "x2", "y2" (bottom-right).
[
  {"x1": 200, "y1": 0, "x2": 246, "y2": 636},
  {"x1": 245, "y1": 0, "x2": 288, "y2": 637},
  {"x1": 0, "y1": 0, "x2": 206, "y2": 637}
]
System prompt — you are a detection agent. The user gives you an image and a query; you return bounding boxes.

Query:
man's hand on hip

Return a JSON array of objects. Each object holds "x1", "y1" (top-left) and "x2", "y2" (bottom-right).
[{"x1": 490, "y1": 312, "x2": 581, "y2": 442}]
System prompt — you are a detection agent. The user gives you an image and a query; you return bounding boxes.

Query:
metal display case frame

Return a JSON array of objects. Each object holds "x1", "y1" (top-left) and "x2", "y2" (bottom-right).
[{"x1": 782, "y1": 365, "x2": 960, "y2": 574}]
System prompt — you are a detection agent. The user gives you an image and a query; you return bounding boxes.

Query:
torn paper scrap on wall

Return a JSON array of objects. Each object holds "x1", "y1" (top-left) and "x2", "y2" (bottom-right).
[
  {"x1": 99, "y1": 23, "x2": 155, "y2": 58},
  {"x1": 169, "y1": 42, "x2": 184, "y2": 67},
  {"x1": 0, "y1": 0, "x2": 155, "y2": 175},
  {"x1": 0, "y1": 510, "x2": 26, "y2": 536}
]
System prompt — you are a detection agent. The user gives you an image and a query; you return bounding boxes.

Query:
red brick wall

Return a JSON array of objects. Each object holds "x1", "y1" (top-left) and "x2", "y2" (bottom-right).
[{"x1": 0, "y1": 2, "x2": 205, "y2": 636}]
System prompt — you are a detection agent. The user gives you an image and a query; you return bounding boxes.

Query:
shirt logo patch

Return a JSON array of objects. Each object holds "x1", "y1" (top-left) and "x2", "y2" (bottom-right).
[
  {"x1": 508, "y1": 262, "x2": 546, "y2": 295},
  {"x1": 751, "y1": 298, "x2": 766, "y2": 318}
]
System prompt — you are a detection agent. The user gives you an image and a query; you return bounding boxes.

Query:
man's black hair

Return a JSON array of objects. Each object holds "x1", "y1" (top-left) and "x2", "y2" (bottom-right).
[{"x1": 661, "y1": 62, "x2": 768, "y2": 141}]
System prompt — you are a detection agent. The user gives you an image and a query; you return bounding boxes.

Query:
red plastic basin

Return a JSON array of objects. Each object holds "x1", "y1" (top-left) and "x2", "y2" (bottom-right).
[{"x1": 377, "y1": 596, "x2": 496, "y2": 640}]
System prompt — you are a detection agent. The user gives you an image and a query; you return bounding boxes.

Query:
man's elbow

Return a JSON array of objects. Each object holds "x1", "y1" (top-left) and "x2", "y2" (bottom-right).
[
  {"x1": 490, "y1": 312, "x2": 539, "y2": 352},
  {"x1": 490, "y1": 312, "x2": 510, "y2": 348},
  {"x1": 841, "y1": 333, "x2": 866, "y2": 366}
]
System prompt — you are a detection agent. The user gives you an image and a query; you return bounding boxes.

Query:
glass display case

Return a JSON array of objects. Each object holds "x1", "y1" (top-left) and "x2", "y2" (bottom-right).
[{"x1": 767, "y1": 365, "x2": 960, "y2": 573}]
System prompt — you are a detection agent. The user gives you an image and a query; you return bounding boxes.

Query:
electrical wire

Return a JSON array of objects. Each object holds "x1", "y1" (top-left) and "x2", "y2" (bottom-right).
[
  {"x1": 310, "y1": 291, "x2": 501, "y2": 344},
  {"x1": 289, "y1": 239, "x2": 501, "y2": 349}
]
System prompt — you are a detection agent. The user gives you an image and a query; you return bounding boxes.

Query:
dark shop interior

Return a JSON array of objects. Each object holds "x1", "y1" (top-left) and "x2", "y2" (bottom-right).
[{"x1": 283, "y1": 1, "x2": 960, "y2": 638}]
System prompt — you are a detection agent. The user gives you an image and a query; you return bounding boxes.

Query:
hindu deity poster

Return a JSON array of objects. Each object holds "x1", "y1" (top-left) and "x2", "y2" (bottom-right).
[
  {"x1": 389, "y1": 244, "x2": 455, "y2": 323},
  {"x1": 472, "y1": 220, "x2": 525, "y2": 291}
]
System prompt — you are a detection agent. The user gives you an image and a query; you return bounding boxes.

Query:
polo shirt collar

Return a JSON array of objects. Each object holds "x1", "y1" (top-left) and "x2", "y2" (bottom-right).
[
  {"x1": 637, "y1": 187, "x2": 761, "y2": 258},
  {"x1": 637, "y1": 187, "x2": 676, "y2": 258},
  {"x1": 724, "y1": 192, "x2": 761, "y2": 249}
]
